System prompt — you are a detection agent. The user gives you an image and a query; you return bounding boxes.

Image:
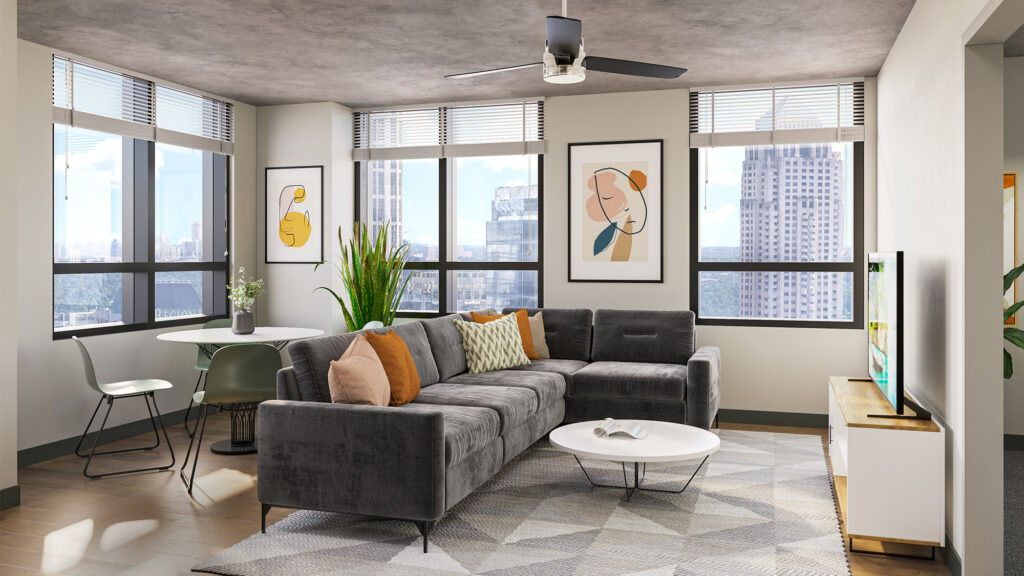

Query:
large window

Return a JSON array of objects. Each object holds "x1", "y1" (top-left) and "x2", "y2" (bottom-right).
[
  {"x1": 358, "y1": 154, "x2": 542, "y2": 315},
  {"x1": 689, "y1": 81, "x2": 864, "y2": 328},
  {"x1": 53, "y1": 127, "x2": 229, "y2": 336}
]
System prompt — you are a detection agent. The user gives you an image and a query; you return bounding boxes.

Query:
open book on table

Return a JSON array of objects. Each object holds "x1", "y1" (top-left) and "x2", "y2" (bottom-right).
[{"x1": 593, "y1": 418, "x2": 648, "y2": 439}]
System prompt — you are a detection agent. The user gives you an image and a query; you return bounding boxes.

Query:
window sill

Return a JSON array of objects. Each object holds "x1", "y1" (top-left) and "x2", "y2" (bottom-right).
[
  {"x1": 695, "y1": 317, "x2": 861, "y2": 330},
  {"x1": 52, "y1": 314, "x2": 229, "y2": 340}
]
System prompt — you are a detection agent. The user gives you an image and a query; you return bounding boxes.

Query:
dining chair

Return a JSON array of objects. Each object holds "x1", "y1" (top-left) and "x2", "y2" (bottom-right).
[
  {"x1": 180, "y1": 343, "x2": 281, "y2": 495},
  {"x1": 184, "y1": 318, "x2": 232, "y2": 437},
  {"x1": 72, "y1": 336, "x2": 176, "y2": 479}
]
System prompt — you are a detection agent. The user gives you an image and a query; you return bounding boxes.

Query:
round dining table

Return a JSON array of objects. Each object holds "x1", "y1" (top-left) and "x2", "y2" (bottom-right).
[{"x1": 157, "y1": 326, "x2": 324, "y2": 454}]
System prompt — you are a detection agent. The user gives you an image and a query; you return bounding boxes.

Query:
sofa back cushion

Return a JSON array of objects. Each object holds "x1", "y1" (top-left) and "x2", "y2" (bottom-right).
[
  {"x1": 502, "y1": 308, "x2": 593, "y2": 361},
  {"x1": 421, "y1": 314, "x2": 467, "y2": 380},
  {"x1": 288, "y1": 320, "x2": 440, "y2": 403},
  {"x1": 364, "y1": 330, "x2": 421, "y2": 406},
  {"x1": 591, "y1": 309, "x2": 695, "y2": 364}
]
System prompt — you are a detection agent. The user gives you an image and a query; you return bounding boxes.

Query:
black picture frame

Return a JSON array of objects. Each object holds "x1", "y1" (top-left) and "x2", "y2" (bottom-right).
[
  {"x1": 265, "y1": 165, "x2": 324, "y2": 264},
  {"x1": 568, "y1": 139, "x2": 664, "y2": 283}
]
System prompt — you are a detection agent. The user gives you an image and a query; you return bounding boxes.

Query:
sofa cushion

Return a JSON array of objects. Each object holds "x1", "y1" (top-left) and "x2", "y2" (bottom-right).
[
  {"x1": 591, "y1": 309, "x2": 695, "y2": 364},
  {"x1": 398, "y1": 403, "x2": 499, "y2": 466},
  {"x1": 443, "y1": 369, "x2": 566, "y2": 408},
  {"x1": 528, "y1": 312, "x2": 551, "y2": 359},
  {"x1": 327, "y1": 334, "x2": 390, "y2": 406},
  {"x1": 454, "y1": 314, "x2": 531, "y2": 374},
  {"x1": 365, "y1": 330, "x2": 421, "y2": 406},
  {"x1": 504, "y1": 359, "x2": 588, "y2": 391},
  {"x1": 571, "y1": 361, "x2": 687, "y2": 402},
  {"x1": 289, "y1": 333, "x2": 360, "y2": 402},
  {"x1": 413, "y1": 383, "x2": 537, "y2": 434},
  {"x1": 471, "y1": 310, "x2": 539, "y2": 360},
  {"x1": 502, "y1": 308, "x2": 593, "y2": 361},
  {"x1": 420, "y1": 314, "x2": 467, "y2": 380},
  {"x1": 367, "y1": 322, "x2": 441, "y2": 387}
]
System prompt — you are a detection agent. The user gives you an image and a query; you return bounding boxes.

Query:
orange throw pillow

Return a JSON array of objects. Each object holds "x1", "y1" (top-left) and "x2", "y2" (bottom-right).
[
  {"x1": 470, "y1": 309, "x2": 539, "y2": 360},
  {"x1": 327, "y1": 334, "x2": 390, "y2": 406},
  {"x1": 364, "y1": 330, "x2": 421, "y2": 406}
]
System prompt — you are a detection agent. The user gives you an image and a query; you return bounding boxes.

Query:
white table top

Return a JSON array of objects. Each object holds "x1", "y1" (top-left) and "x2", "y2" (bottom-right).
[
  {"x1": 549, "y1": 420, "x2": 721, "y2": 463},
  {"x1": 156, "y1": 326, "x2": 324, "y2": 345}
]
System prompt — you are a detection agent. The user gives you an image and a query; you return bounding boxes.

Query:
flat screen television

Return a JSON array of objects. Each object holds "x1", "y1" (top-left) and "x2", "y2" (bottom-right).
[{"x1": 868, "y1": 251, "x2": 904, "y2": 414}]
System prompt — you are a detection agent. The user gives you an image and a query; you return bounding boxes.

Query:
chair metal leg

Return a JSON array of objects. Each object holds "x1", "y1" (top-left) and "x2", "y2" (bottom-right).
[
  {"x1": 180, "y1": 404, "x2": 210, "y2": 495},
  {"x1": 75, "y1": 396, "x2": 106, "y2": 457},
  {"x1": 80, "y1": 393, "x2": 174, "y2": 479},
  {"x1": 77, "y1": 395, "x2": 160, "y2": 458},
  {"x1": 147, "y1": 393, "x2": 175, "y2": 469},
  {"x1": 184, "y1": 371, "x2": 205, "y2": 437}
]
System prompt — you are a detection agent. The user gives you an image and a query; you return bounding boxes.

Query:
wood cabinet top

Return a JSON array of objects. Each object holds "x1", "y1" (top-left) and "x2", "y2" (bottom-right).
[{"x1": 829, "y1": 376, "x2": 941, "y2": 432}]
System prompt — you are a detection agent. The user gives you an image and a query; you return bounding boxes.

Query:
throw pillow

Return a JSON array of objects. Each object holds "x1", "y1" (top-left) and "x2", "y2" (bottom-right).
[
  {"x1": 470, "y1": 309, "x2": 539, "y2": 360},
  {"x1": 528, "y1": 311, "x2": 551, "y2": 359},
  {"x1": 454, "y1": 313, "x2": 531, "y2": 374},
  {"x1": 327, "y1": 334, "x2": 390, "y2": 406},
  {"x1": 364, "y1": 330, "x2": 421, "y2": 406}
]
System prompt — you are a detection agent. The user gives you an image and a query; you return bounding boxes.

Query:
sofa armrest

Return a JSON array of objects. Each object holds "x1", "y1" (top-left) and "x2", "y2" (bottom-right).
[
  {"x1": 257, "y1": 400, "x2": 446, "y2": 522},
  {"x1": 686, "y1": 346, "x2": 721, "y2": 430},
  {"x1": 276, "y1": 367, "x2": 300, "y2": 401}
]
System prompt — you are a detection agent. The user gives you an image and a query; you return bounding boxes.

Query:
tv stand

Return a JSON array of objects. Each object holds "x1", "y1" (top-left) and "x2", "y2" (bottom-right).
[
  {"x1": 828, "y1": 376, "x2": 944, "y2": 557},
  {"x1": 867, "y1": 393, "x2": 933, "y2": 421}
]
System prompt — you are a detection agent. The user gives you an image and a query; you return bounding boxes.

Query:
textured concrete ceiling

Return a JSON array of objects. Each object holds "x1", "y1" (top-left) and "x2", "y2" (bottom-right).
[{"x1": 18, "y1": 0, "x2": 916, "y2": 108}]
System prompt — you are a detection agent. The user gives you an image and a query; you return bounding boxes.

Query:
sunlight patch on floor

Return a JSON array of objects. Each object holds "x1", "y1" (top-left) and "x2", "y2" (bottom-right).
[
  {"x1": 100, "y1": 519, "x2": 159, "y2": 551},
  {"x1": 190, "y1": 468, "x2": 256, "y2": 507},
  {"x1": 41, "y1": 518, "x2": 92, "y2": 574}
]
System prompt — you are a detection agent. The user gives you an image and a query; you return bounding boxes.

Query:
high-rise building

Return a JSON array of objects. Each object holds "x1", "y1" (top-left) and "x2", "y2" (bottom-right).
[
  {"x1": 738, "y1": 144, "x2": 846, "y2": 320},
  {"x1": 482, "y1": 185, "x2": 539, "y2": 311}
]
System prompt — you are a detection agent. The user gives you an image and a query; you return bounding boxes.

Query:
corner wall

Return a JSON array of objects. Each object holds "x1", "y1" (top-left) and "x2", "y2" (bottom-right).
[
  {"x1": 542, "y1": 87, "x2": 877, "y2": 416},
  {"x1": 0, "y1": 0, "x2": 19, "y2": 508},
  {"x1": 1004, "y1": 56, "x2": 1024, "y2": 437}
]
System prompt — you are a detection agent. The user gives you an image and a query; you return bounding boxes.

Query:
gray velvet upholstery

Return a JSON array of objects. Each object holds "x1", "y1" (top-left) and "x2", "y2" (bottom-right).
[
  {"x1": 571, "y1": 361, "x2": 687, "y2": 401},
  {"x1": 413, "y1": 383, "x2": 537, "y2": 434},
  {"x1": 261, "y1": 308, "x2": 721, "y2": 535},
  {"x1": 443, "y1": 370, "x2": 566, "y2": 408},
  {"x1": 591, "y1": 309, "x2": 696, "y2": 364},
  {"x1": 420, "y1": 315, "x2": 467, "y2": 380},
  {"x1": 686, "y1": 346, "x2": 722, "y2": 430},
  {"x1": 504, "y1": 359, "x2": 588, "y2": 393},
  {"x1": 502, "y1": 308, "x2": 593, "y2": 361}
]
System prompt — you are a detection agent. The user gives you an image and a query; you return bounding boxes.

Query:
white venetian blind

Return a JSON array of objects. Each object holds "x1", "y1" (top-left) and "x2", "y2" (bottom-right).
[
  {"x1": 353, "y1": 99, "x2": 544, "y2": 160},
  {"x1": 689, "y1": 79, "x2": 864, "y2": 148},
  {"x1": 52, "y1": 55, "x2": 234, "y2": 154}
]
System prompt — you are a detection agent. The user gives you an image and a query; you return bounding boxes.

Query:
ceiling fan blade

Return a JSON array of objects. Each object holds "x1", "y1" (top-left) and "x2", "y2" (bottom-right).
[
  {"x1": 584, "y1": 56, "x2": 687, "y2": 79},
  {"x1": 445, "y1": 62, "x2": 543, "y2": 79},
  {"x1": 546, "y1": 16, "x2": 582, "y2": 59}
]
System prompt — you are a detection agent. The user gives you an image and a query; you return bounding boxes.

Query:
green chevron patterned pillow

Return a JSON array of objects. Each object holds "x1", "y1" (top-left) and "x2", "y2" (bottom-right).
[{"x1": 454, "y1": 313, "x2": 531, "y2": 374}]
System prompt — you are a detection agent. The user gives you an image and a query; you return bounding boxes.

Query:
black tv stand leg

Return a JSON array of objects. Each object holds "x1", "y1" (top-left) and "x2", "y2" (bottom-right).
[{"x1": 849, "y1": 537, "x2": 935, "y2": 561}]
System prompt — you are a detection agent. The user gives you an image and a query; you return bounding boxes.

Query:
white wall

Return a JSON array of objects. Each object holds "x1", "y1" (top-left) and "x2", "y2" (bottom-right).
[
  {"x1": 15, "y1": 39, "x2": 259, "y2": 451},
  {"x1": 542, "y1": 87, "x2": 877, "y2": 416},
  {"x1": 0, "y1": 0, "x2": 19, "y2": 499},
  {"x1": 1004, "y1": 56, "x2": 1024, "y2": 436},
  {"x1": 256, "y1": 103, "x2": 353, "y2": 336},
  {"x1": 876, "y1": 0, "x2": 1004, "y2": 570}
]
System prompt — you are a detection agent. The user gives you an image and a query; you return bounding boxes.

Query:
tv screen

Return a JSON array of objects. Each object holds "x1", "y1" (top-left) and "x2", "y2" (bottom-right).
[{"x1": 868, "y1": 251, "x2": 904, "y2": 414}]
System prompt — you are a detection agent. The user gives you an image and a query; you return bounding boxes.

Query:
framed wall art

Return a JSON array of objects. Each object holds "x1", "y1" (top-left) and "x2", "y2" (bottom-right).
[
  {"x1": 1006, "y1": 170, "x2": 1018, "y2": 325},
  {"x1": 568, "y1": 139, "x2": 663, "y2": 282},
  {"x1": 265, "y1": 165, "x2": 323, "y2": 264}
]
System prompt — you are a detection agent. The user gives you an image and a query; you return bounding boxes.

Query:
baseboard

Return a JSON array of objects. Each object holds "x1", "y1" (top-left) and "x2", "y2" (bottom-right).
[
  {"x1": 1006, "y1": 434, "x2": 1024, "y2": 450},
  {"x1": 943, "y1": 534, "x2": 961, "y2": 576},
  {"x1": 717, "y1": 408, "x2": 827, "y2": 428},
  {"x1": 18, "y1": 407, "x2": 197, "y2": 468},
  {"x1": 0, "y1": 484, "x2": 19, "y2": 510}
]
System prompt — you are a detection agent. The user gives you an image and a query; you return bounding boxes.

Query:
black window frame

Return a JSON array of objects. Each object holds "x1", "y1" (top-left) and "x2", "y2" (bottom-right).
[
  {"x1": 354, "y1": 155, "x2": 544, "y2": 319},
  {"x1": 52, "y1": 126, "x2": 231, "y2": 340},
  {"x1": 689, "y1": 141, "x2": 864, "y2": 329}
]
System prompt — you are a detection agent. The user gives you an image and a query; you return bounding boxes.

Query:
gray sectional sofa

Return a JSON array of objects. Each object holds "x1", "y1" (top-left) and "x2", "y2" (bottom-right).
[{"x1": 257, "y1": 308, "x2": 720, "y2": 551}]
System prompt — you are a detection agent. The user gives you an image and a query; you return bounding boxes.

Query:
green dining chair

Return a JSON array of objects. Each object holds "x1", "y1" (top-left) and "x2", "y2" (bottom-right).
[
  {"x1": 180, "y1": 343, "x2": 281, "y2": 494},
  {"x1": 72, "y1": 336, "x2": 176, "y2": 479},
  {"x1": 184, "y1": 318, "x2": 233, "y2": 437}
]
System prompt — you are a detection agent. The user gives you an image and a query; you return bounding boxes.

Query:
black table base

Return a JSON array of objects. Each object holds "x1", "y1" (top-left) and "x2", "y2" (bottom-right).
[
  {"x1": 573, "y1": 455, "x2": 710, "y2": 501},
  {"x1": 210, "y1": 402, "x2": 259, "y2": 455}
]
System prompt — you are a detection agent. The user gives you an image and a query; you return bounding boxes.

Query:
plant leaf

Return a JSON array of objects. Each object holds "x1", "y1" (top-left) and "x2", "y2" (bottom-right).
[
  {"x1": 1006, "y1": 261, "x2": 1024, "y2": 294},
  {"x1": 1007, "y1": 301, "x2": 1024, "y2": 323},
  {"x1": 1007, "y1": 348, "x2": 1014, "y2": 379},
  {"x1": 1005, "y1": 327, "x2": 1024, "y2": 350}
]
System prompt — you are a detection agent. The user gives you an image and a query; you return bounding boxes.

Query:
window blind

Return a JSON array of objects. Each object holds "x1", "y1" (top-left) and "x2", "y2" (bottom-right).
[
  {"x1": 689, "y1": 80, "x2": 864, "y2": 148},
  {"x1": 52, "y1": 55, "x2": 234, "y2": 154},
  {"x1": 353, "y1": 99, "x2": 544, "y2": 161}
]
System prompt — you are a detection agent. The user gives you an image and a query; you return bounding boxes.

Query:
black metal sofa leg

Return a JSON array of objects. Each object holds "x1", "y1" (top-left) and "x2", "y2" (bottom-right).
[
  {"x1": 416, "y1": 520, "x2": 435, "y2": 553},
  {"x1": 261, "y1": 503, "x2": 271, "y2": 533}
]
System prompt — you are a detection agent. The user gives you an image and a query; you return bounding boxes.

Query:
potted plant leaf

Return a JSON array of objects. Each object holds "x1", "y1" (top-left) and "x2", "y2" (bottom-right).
[
  {"x1": 315, "y1": 221, "x2": 415, "y2": 332},
  {"x1": 1005, "y1": 261, "x2": 1024, "y2": 378},
  {"x1": 227, "y1": 266, "x2": 266, "y2": 335}
]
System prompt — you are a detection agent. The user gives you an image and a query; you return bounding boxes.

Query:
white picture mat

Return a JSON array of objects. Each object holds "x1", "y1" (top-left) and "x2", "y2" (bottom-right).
[
  {"x1": 266, "y1": 166, "x2": 323, "y2": 263},
  {"x1": 569, "y1": 141, "x2": 662, "y2": 281}
]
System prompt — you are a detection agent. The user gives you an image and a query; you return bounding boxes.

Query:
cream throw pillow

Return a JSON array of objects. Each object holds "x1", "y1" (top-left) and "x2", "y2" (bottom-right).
[
  {"x1": 454, "y1": 313, "x2": 531, "y2": 374},
  {"x1": 528, "y1": 311, "x2": 551, "y2": 359},
  {"x1": 327, "y1": 333, "x2": 390, "y2": 406}
]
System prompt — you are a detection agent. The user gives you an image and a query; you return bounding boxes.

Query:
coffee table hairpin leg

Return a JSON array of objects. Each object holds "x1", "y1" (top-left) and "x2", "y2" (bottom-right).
[{"x1": 572, "y1": 455, "x2": 710, "y2": 501}]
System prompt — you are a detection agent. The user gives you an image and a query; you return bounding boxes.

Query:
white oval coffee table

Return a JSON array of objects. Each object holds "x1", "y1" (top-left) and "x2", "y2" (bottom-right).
[{"x1": 549, "y1": 420, "x2": 720, "y2": 500}]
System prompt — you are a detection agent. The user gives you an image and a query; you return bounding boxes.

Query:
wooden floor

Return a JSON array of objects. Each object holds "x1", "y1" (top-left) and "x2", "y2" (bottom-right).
[{"x1": 0, "y1": 416, "x2": 951, "y2": 575}]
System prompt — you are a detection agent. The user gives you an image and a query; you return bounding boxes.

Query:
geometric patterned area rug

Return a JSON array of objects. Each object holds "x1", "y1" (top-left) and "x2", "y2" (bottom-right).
[{"x1": 194, "y1": 430, "x2": 850, "y2": 575}]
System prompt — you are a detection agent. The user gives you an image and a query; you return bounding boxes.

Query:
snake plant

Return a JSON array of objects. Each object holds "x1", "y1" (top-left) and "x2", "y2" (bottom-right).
[
  {"x1": 1005, "y1": 261, "x2": 1024, "y2": 378},
  {"x1": 315, "y1": 221, "x2": 415, "y2": 332}
]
